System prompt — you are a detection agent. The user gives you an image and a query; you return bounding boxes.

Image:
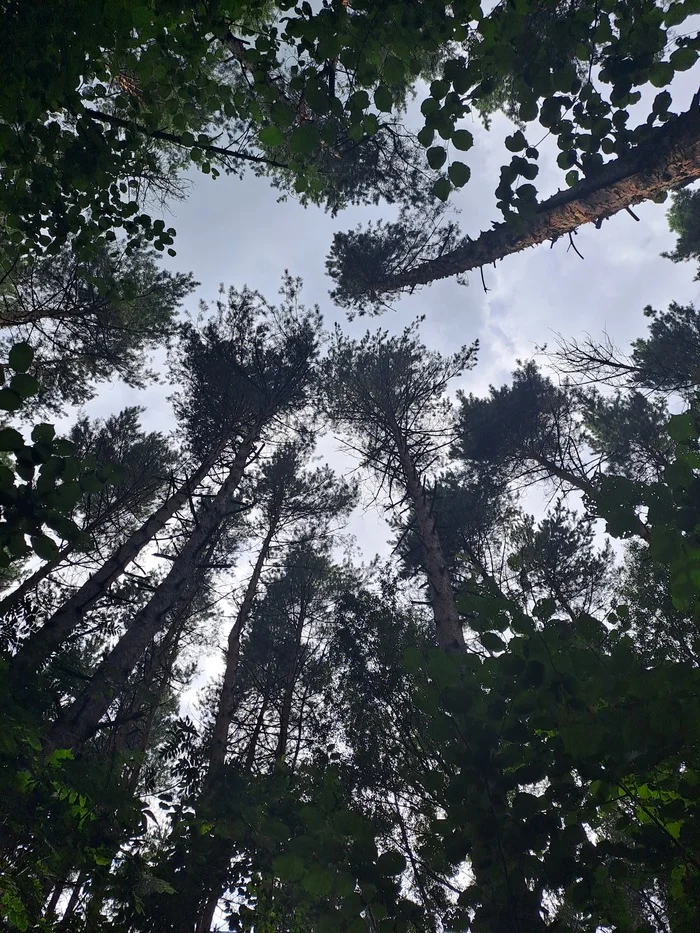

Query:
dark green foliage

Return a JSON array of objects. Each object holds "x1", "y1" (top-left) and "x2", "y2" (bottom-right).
[
  {"x1": 326, "y1": 208, "x2": 465, "y2": 315},
  {"x1": 3, "y1": 4, "x2": 700, "y2": 932},
  {"x1": 632, "y1": 303, "x2": 700, "y2": 398},
  {"x1": 169, "y1": 277, "x2": 322, "y2": 459},
  {"x1": 663, "y1": 186, "x2": 700, "y2": 276},
  {"x1": 0, "y1": 345, "x2": 114, "y2": 572},
  {"x1": 0, "y1": 241, "x2": 195, "y2": 413}
]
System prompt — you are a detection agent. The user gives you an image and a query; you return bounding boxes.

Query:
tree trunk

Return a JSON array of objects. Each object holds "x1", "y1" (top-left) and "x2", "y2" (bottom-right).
[
  {"x1": 275, "y1": 602, "x2": 308, "y2": 762},
  {"x1": 112, "y1": 595, "x2": 191, "y2": 791},
  {"x1": 11, "y1": 448, "x2": 222, "y2": 679},
  {"x1": 43, "y1": 432, "x2": 260, "y2": 755},
  {"x1": 190, "y1": 690, "x2": 273, "y2": 933},
  {"x1": 392, "y1": 431, "x2": 465, "y2": 652},
  {"x1": 373, "y1": 102, "x2": 700, "y2": 296},
  {"x1": 204, "y1": 522, "x2": 277, "y2": 788}
]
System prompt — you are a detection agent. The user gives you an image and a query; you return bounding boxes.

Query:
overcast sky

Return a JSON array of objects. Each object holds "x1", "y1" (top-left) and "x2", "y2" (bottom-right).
[{"x1": 80, "y1": 72, "x2": 700, "y2": 562}]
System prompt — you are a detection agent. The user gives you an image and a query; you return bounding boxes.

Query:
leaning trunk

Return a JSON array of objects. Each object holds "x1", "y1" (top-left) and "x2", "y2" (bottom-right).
[
  {"x1": 204, "y1": 522, "x2": 277, "y2": 789},
  {"x1": 43, "y1": 431, "x2": 260, "y2": 755},
  {"x1": 11, "y1": 447, "x2": 223, "y2": 679},
  {"x1": 372, "y1": 103, "x2": 700, "y2": 296},
  {"x1": 393, "y1": 431, "x2": 465, "y2": 652}
]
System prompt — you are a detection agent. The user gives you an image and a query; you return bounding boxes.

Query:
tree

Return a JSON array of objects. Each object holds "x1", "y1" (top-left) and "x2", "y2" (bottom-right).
[
  {"x1": 554, "y1": 300, "x2": 700, "y2": 399},
  {"x1": 663, "y1": 184, "x2": 700, "y2": 276},
  {"x1": 42, "y1": 283, "x2": 321, "y2": 755},
  {"x1": 0, "y1": 407, "x2": 175, "y2": 624},
  {"x1": 327, "y1": 103, "x2": 700, "y2": 311},
  {"x1": 453, "y1": 362, "x2": 598, "y2": 498},
  {"x1": 0, "y1": 242, "x2": 195, "y2": 413},
  {"x1": 204, "y1": 440, "x2": 357, "y2": 790},
  {"x1": 324, "y1": 323, "x2": 477, "y2": 651}
]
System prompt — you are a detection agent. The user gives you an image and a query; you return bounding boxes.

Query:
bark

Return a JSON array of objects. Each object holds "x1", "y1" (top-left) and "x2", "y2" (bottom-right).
[
  {"x1": 11, "y1": 448, "x2": 222, "y2": 679},
  {"x1": 243, "y1": 694, "x2": 269, "y2": 773},
  {"x1": 372, "y1": 103, "x2": 700, "y2": 295},
  {"x1": 204, "y1": 521, "x2": 277, "y2": 788},
  {"x1": 275, "y1": 601, "x2": 308, "y2": 762},
  {"x1": 44, "y1": 431, "x2": 260, "y2": 755},
  {"x1": 392, "y1": 430, "x2": 465, "y2": 652},
  {"x1": 112, "y1": 596, "x2": 190, "y2": 790},
  {"x1": 57, "y1": 872, "x2": 84, "y2": 929}
]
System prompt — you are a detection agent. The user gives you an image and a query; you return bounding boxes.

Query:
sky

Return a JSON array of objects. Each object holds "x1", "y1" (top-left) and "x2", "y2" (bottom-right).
[{"x1": 79, "y1": 70, "x2": 700, "y2": 564}]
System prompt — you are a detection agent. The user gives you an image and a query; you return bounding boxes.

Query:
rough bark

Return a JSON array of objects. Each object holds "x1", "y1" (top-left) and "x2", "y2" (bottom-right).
[
  {"x1": 44, "y1": 431, "x2": 260, "y2": 755},
  {"x1": 204, "y1": 522, "x2": 277, "y2": 788},
  {"x1": 373, "y1": 103, "x2": 700, "y2": 295},
  {"x1": 193, "y1": 693, "x2": 273, "y2": 933},
  {"x1": 11, "y1": 448, "x2": 222, "y2": 679},
  {"x1": 392, "y1": 430, "x2": 465, "y2": 652}
]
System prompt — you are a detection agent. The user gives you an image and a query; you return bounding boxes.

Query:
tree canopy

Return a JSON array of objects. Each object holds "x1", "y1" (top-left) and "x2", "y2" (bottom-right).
[{"x1": 2, "y1": 3, "x2": 700, "y2": 933}]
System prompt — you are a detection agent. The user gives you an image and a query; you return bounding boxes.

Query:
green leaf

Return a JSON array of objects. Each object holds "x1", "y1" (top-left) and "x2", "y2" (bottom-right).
[
  {"x1": 670, "y1": 47, "x2": 697, "y2": 71},
  {"x1": 0, "y1": 389, "x2": 22, "y2": 412},
  {"x1": 259, "y1": 125, "x2": 284, "y2": 147},
  {"x1": 649, "y1": 62, "x2": 674, "y2": 87},
  {"x1": 452, "y1": 129, "x2": 473, "y2": 151},
  {"x1": 374, "y1": 85, "x2": 393, "y2": 112},
  {"x1": 31, "y1": 423, "x2": 55, "y2": 443},
  {"x1": 10, "y1": 373, "x2": 39, "y2": 399},
  {"x1": 376, "y1": 850, "x2": 406, "y2": 875},
  {"x1": 505, "y1": 131, "x2": 527, "y2": 152},
  {"x1": 519, "y1": 98, "x2": 538, "y2": 121},
  {"x1": 432, "y1": 177, "x2": 451, "y2": 202},
  {"x1": 417, "y1": 125, "x2": 435, "y2": 147},
  {"x1": 289, "y1": 124, "x2": 320, "y2": 156},
  {"x1": 0, "y1": 427, "x2": 24, "y2": 450},
  {"x1": 448, "y1": 161, "x2": 471, "y2": 187},
  {"x1": 272, "y1": 853, "x2": 304, "y2": 882},
  {"x1": 8, "y1": 342, "x2": 34, "y2": 373},
  {"x1": 480, "y1": 631, "x2": 506, "y2": 653},
  {"x1": 427, "y1": 146, "x2": 447, "y2": 169},
  {"x1": 31, "y1": 534, "x2": 60, "y2": 561},
  {"x1": 668, "y1": 412, "x2": 697, "y2": 443}
]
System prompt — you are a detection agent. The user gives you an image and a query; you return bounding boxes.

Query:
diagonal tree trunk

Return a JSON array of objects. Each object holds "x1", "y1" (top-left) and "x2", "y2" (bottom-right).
[
  {"x1": 391, "y1": 427, "x2": 465, "y2": 652},
  {"x1": 204, "y1": 521, "x2": 277, "y2": 790},
  {"x1": 43, "y1": 430, "x2": 261, "y2": 755},
  {"x1": 372, "y1": 103, "x2": 700, "y2": 296},
  {"x1": 10, "y1": 446, "x2": 224, "y2": 679}
]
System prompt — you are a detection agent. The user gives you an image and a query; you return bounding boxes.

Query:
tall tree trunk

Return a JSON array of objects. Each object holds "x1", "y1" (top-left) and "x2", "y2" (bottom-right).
[
  {"x1": 372, "y1": 102, "x2": 700, "y2": 296},
  {"x1": 392, "y1": 429, "x2": 465, "y2": 652},
  {"x1": 11, "y1": 448, "x2": 223, "y2": 679},
  {"x1": 203, "y1": 522, "x2": 277, "y2": 789},
  {"x1": 275, "y1": 601, "x2": 308, "y2": 762},
  {"x1": 193, "y1": 693, "x2": 271, "y2": 933},
  {"x1": 112, "y1": 596, "x2": 191, "y2": 791},
  {"x1": 43, "y1": 432, "x2": 260, "y2": 755}
]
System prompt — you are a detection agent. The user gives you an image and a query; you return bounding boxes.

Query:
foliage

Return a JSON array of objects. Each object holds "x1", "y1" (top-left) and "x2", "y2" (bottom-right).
[
  {"x1": 0, "y1": 241, "x2": 195, "y2": 413},
  {"x1": 0, "y1": 344, "x2": 115, "y2": 570}
]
